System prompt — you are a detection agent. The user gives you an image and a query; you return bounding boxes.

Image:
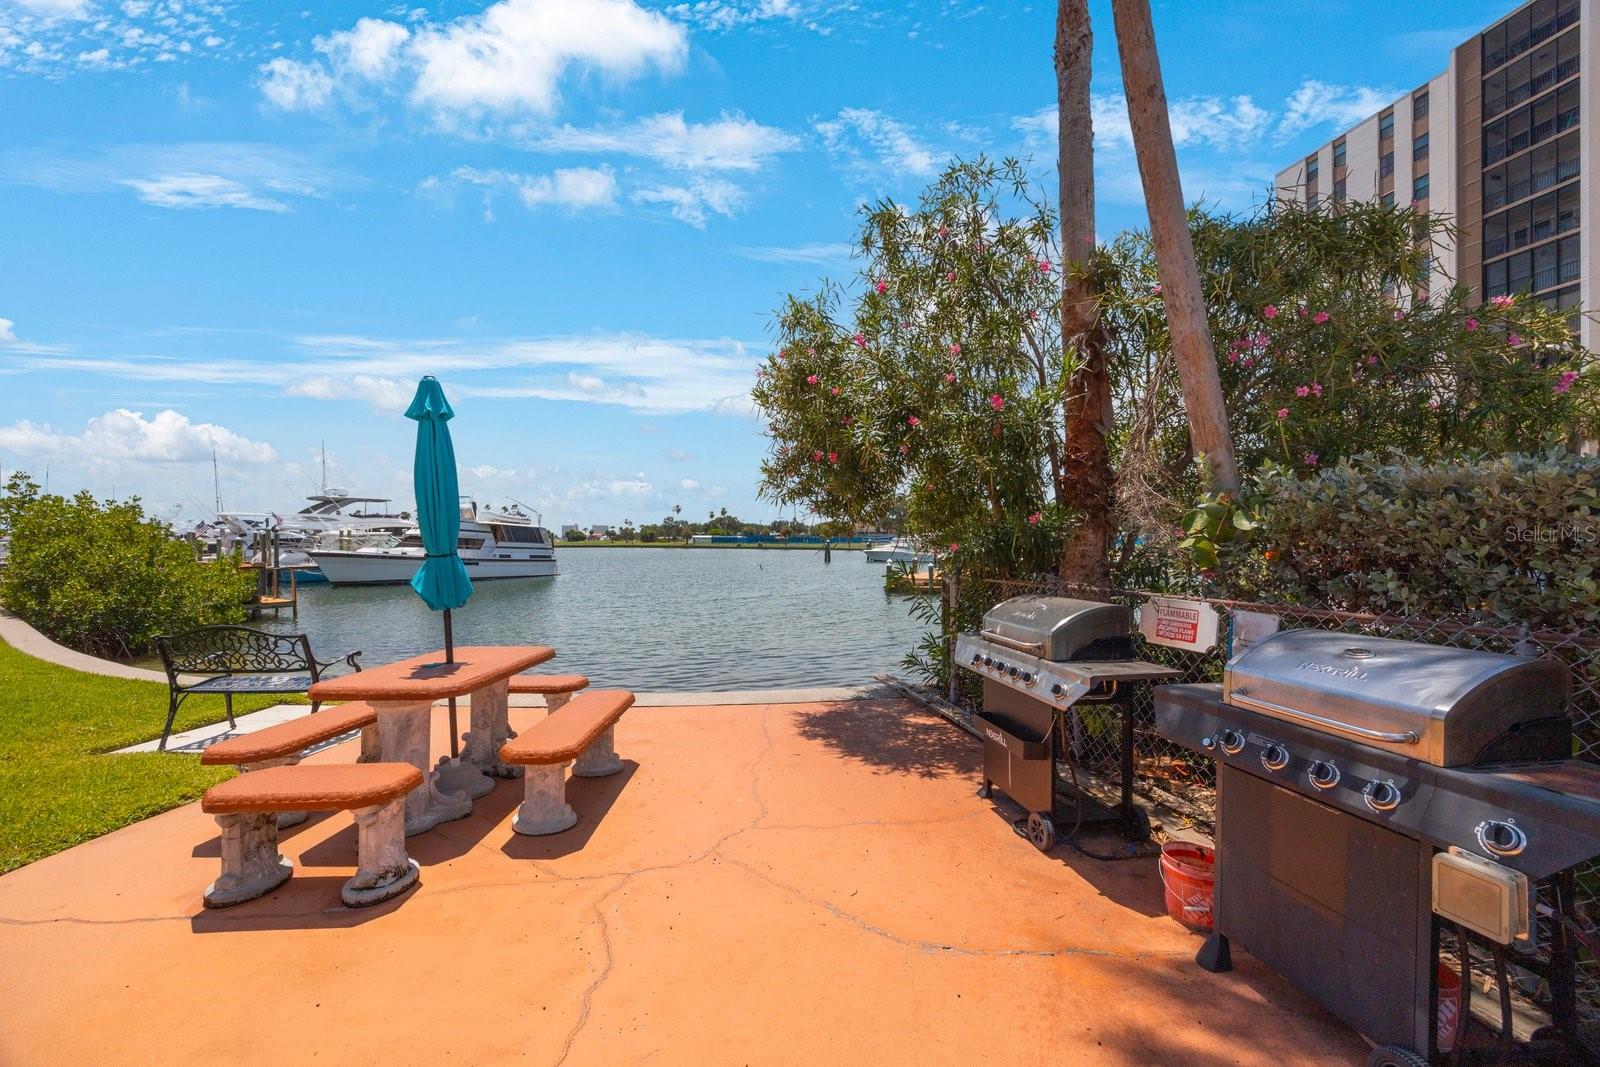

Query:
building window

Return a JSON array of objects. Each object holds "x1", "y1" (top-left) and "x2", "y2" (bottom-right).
[
  {"x1": 1307, "y1": 194, "x2": 1320, "y2": 211},
  {"x1": 1381, "y1": 191, "x2": 1396, "y2": 207},
  {"x1": 1482, "y1": 80, "x2": 1581, "y2": 166},
  {"x1": 1413, "y1": 131, "x2": 1429, "y2": 161},
  {"x1": 1379, "y1": 111, "x2": 1395, "y2": 140},
  {"x1": 1413, "y1": 89, "x2": 1430, "y2": 119},
  {"x1": 1333, "y1": 178, "x2": 1347, "y2": 203},
  {"x1": 1333, "y1": 139, "x2": 1347, "y2": 167},
  {"x1": 1380, "y1": 152, "x2": 1395, "y2": 178},
  {"x1": 1305, "y1": 155, "x2": 1318, "y2": 181},
  {"x1": 1413, "y1": 174, "x2": 1430, "y2": 201}
]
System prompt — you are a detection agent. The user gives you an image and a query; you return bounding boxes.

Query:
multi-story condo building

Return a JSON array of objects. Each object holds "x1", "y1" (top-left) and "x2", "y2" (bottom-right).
[{"x1": 1274, "y1": 0, "x2": 1590, "y2": 346}]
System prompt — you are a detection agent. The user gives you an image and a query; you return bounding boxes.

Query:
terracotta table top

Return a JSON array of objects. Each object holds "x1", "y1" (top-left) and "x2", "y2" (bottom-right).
[{"x1": 309, "y1": 645, "x2": 555, "y2": 703}]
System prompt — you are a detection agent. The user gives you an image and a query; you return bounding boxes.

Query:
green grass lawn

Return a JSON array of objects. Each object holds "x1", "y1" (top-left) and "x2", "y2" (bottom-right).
[{"x1": 0, "y1": 639, "x2": 297, "y2": 874}]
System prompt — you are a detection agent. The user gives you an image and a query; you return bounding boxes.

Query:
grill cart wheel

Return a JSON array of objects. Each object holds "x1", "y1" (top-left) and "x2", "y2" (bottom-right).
[
  {"x1": 1027, "y1": 812, "x2": 1056, "y2": 851},
  {"x1": 1366, "y1": 1046, "x2": 1426, "y2": 1067}
]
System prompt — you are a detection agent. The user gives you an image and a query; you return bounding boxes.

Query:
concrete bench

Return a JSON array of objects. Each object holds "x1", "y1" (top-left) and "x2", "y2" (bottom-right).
[
  {"x1": 507, "y1": 673, "x2": 590, "y2": 714},
  {"x1": 200, "y1": 703, "x2": 382, "y2": 828},
  {"x1": 499, "y1": 690, "x2": 635, "y2": 836},
  {"x1": 201, "y1": 763, "x2": 423, "y2": 909}
]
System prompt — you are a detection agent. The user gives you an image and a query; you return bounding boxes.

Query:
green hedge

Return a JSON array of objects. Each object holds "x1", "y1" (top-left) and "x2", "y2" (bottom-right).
[{"x1": 1259, "y1": 451, "x2": 1600, "y2": 628}]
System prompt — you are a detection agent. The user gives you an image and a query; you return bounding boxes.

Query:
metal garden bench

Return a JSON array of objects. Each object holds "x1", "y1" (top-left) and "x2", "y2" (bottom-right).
[{"x1": 154, "y1": 626, "x2": 362, "y2": 751}]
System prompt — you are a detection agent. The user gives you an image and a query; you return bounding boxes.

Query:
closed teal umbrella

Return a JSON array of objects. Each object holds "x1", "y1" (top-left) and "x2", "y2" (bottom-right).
[{"x1": 406, "y1": 376, "x2": 474, "y2": 755}]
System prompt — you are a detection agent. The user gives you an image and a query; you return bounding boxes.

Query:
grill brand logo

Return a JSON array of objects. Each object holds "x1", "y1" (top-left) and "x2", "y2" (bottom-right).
[{"x1": 1295, "y1": 658, "x2": 1369, "y2": 680}]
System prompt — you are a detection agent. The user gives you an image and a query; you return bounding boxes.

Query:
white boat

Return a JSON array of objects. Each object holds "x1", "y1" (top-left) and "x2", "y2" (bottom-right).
[
  {"x1": 864, "y1": 536, "x2": 928, "y2": 563},
  {"x1": 308, "y1": 502, "x2": 557, "y2": 585}
]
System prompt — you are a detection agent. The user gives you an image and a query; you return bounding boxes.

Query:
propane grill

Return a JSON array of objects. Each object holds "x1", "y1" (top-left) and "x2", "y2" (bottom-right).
[
  {"x1": 957, "y1": 596, "x2": 1180, "y2": 850},
  {"x1": 1155, "y1": 629, "x2": 1600, "y2": 1064}
]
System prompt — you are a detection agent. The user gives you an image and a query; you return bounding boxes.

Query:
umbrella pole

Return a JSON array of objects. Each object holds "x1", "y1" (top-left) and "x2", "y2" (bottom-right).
[{"x1": 444, "y1": 608, "x2": 460, "y2": 758}]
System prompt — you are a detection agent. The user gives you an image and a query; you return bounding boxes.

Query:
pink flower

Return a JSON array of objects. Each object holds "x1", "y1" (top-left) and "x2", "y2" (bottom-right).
[
  {"x1": 778, "y1": 349, "x2": 787, "y2": 360},
  {"x1": 1465, "y1": 318, "x2": 1479, "y2": 331},
  {"x1": 938, "y1": 225, "x2": 949, "y2": 238},
  {"x1": 1310, "y1": 382, "x2": 1323, "y2": 397},
  {"x1": 875, "y1": 280, "x2": 887, "y2": 294},
  {"x1": 827, "y1": 451, "x2": 838, "y2": 464},
  {"x1": 1027, "y1": 511, "x2": 1042, "y2": 525},
  {"x1": 1242, "y1": 356, "x2": 1255, "y2": 367},
  {"x1": 944, "y1": 373, "x2": 956, "y2": 383},
  {"x1": 1394, "y1": 309, "x2": 1405, "y2": 321},
  {"x1": 1366, "y1": 355, "x2": 1379, "y2": 366},
  {"x1": 1509, "y1": 333, "x2": 1524, "y2": 346},
  {"x1": 1428, "y1": 398, "x2": 1440, "y2": 409},
  {"x1": 1490, "y1": 294, "x2": 1515, "y2": 308},
  {"x1": 1313, "y1": 311, "x2": 1330, "y2": 324},
  {"x1": 948, "y1": 542, "x2": 959, "y2": 552},
  {"x1": 899, "y1": 442, "x2": 910, "y2": 455},
  {"x1": 842, "y1": 415, "x2": 853, "y2": 425},
  {"x1": 989, "y1": 394, "x2": 1005, "y2": 411},
  {"x1": 1556, "y1": 371, "x2": 1579, "y2": 394},
  {"x1": 907, "y1": 415, "x2": 921, "y2": 427},
  {"x1": 830, "y1": 386, "x2": 840, "y2": 396},
  {"x1": 852, "y1": 333, "x2": 866, "y2": 348},
  {"x1": 1276, "y1": 408, "x2": 1289, "y2": 420},
  {"x1": 1152, "y1": 283, "x2": 1162, "y2": 295},
  {"x1": 946, "y1": 270, "x2": 957, "y2": 282},
  {"x1": 806, "y1": 374, "x2": 818, "y2": 385},
  {"x1": 811, "y1": 450, "x2": 824, "y2": 461},
  {"x1": 1262, "y1": 305, "x2": 1278, "y2": 319},
  {"x1": 806, "y1": 347, "x2": 815, "y2": 355},
  {"x1": 1038, "y1": 260, "x2": 1052, "y2": 273},
  {"x1": 1028, "y1": 309, "x2": 1040, "y2": 320},
  {"x1": 1227, "y1": 352, "x2": 1239, "y2": 364},
  {"x1": 1297, "y1": 306, "x2": 1308, "y2": 318},
  {"x1": 1304, "y1": 452, "x2": 1319, "y2": 466},
  {"x1": 1295, "y1": 385, "x2": 1311, "y2": 398},
  {"x1": 949, "y1": 342, "x2": 962, "y2": 355}
]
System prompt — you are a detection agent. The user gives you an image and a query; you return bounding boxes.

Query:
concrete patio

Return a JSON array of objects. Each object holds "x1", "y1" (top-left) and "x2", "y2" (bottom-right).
[{"x1": 0, "y1": 697, "x2": 1365, "y2": 1065}]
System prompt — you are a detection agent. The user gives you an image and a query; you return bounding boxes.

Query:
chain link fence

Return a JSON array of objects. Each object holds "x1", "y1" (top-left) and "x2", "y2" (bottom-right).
[{"x1": 964, "y1": 574, "x2": 1600, "y2": 1028}]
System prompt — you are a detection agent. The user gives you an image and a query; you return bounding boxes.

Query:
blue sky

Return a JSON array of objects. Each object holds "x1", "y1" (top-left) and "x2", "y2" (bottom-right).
[{"x1": 0, "y1": 0, "x2": 1514, "y2": 528}]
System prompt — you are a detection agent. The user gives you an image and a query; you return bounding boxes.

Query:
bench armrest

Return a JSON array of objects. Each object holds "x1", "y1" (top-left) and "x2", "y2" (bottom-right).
[{"x1": 313, "y1": 650, "x2": 364, "y2": 674}]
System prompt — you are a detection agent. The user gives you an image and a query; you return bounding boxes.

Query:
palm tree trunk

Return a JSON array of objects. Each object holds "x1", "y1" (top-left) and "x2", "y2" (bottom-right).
[
  {"x1": 1111, "y1": 0, "x2": 1240, "y2": 494},
  {"x1": 1055, "y1": 0, "x2": 1115, "y2": 589}
]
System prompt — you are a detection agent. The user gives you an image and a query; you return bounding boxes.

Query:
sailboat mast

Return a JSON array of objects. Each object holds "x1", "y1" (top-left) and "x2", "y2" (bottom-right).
[{"x1": 212, "y1": 448, "x2": 222, "y2": 515}]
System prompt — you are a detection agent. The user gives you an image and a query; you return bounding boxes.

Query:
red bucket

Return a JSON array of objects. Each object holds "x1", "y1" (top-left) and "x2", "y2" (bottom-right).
[
  {"x1": 1437, "y1": 961, "x2": 1463, "y2": 1054},
  {"x1": 1159, "y1": 842, "x2": 1215, "y2": 931}
]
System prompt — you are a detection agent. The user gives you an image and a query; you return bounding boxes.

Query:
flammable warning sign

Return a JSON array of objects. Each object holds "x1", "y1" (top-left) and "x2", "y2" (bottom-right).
[{"x1": 1138, "y1": 596, "x2": 1221, "y2": 653}]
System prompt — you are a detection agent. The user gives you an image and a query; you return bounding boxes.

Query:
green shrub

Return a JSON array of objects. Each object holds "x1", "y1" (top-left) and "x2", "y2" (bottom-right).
[
  {"x1": 0, "y1": 473, "x2": 255, "y2": 658},
  {"x1": 1258, "y1": 452, "x2": 1600, "y2": 628}
]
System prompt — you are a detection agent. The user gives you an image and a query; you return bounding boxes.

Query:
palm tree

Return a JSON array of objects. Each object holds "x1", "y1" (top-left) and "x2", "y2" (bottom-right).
[{"x1": 1110, "y1": 0, "x2": 1238, "y2": 493}]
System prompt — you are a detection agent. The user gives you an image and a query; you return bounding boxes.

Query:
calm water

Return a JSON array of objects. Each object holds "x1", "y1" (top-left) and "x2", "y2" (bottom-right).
[{"x1": 262, "y1": 547, "x2": 932, "y2": 691}]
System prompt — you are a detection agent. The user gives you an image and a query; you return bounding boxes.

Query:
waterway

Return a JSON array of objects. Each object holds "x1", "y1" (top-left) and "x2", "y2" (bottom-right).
[{"x1": 262, "y1": 547, "x2": 933, "y2": 691}]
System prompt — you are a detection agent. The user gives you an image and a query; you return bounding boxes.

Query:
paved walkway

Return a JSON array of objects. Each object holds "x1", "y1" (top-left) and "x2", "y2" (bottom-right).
[
  {"x1": 0, "y1": 698, "x2": 1364, "y2": 1065},
  {"x1": 0, "y1": 610, "x2": 173, "y2": 683}
]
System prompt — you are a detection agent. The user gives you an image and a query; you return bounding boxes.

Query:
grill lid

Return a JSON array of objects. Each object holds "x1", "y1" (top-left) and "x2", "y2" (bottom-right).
[
  {"x1": 980, "y1": 596, "x2": 1133, "y2": 662},
  {"x1": 1224, "y1": 629, "x2": 1570, "y2": 766}
]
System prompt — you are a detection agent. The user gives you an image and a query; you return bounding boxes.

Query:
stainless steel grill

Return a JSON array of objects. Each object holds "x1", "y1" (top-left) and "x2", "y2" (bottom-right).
[
  {"x1": 1155, "y1": 629, "x2": 1600, "y2": 1063},
  {"x1": 1223, "y1": 629, "x2": 1571, "y2": 766},
  {"x1": 957, "y1": 596, "x2": 1179, "y2": 850}
]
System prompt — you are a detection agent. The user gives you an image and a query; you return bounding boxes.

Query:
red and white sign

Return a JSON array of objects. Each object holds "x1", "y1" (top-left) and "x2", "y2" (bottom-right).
[{"x1": 1139, "y1": 596, "x2": 1221, "y2": 653}]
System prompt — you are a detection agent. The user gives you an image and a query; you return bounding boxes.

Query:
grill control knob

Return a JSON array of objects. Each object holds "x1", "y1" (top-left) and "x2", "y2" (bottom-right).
[
  {"x1": 981, "y1": 655, "x2": 992, "y2": 667},
  {"x1": 1050, "y1": 683, "x2": 1066, "y2": 698},
  {"x1": 1217, "y1": 730, "x2": 1245, "y2": 755},
  {"x1": 1363, "y1": 781, "x2": 1401, "y2": 813},
  {"x1": 1259, "y1": 744, "x2": 1289, "y2": 772},
  {"x1": 1307, "y1": 760, "x2": 1341, "y2": 790},
  {"x1": 971, "y1": 653, "x2": 983, "y2": 666},
  {"x1": 1476, "y1": 820, "x2": 1527, "y2": 857},
  {"x1": 1201, "y1": 735, "x2": 1217, "y2": 752},
  {"x1": 1021, "y1": 672, "x2": 1036, "y2": 687},
  {"x1": 1007, "y1": 666, "x2": 1020, "y2": 679}
]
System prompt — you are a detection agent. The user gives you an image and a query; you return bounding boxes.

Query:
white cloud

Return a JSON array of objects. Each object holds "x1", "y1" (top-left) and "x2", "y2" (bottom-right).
[
  {"x1": 258, "y1": 57, "x2": 336, "y2": 111},
  {"x1": 0, "y1": 409, "x2": 277, "y2": 465},
  {"x1": 815, "y1": 107, "x2": 939, "y2": 181},
  {"x1": 318, "y1": 17, "x2": 410, "y2": 81},
  {"x1": 14, "y1": 0, "x2": 93, "y2": 16},
  {"x1": 678, "y1": 478, "x2": 700, "y2": 491},
  {"x1": 3, "y1": 142, "x2": 351, "y2": 213},
  {"x1": 0, "y1": 317, "x2": 14, "y2": 343},
  {"x1": 434, "y1": 164, "x2": 619, "y2": 214},
  {"x1": 119, "y1": 174, "x2": 291, "y2": 212},
  {"x1": 632, "y1": 176, "x2": 742, "y2": 227},
  {"x1": 734, "y1": 241, "x2": 852, "y2": 265},
  {"x1": 663, "y1": 447, "x2": 697, "y2": 461},
  {"x1": 1018, "y1": 94, "x2": 1272, "y2": 155},
  {"x1": 76, "y1": 47, "x2": 110, "y2": 66},
  {"x1": 666, "y1": 0, "x2": 837, "y2": 34},
  {"x1": 285, "y1": 374, "x2": 415, "y2": 412},
  {"x1": 0, "y1": 0, "x2": 230, "y2": 75},
  {"x1": 527, "y1": 111, "x2": 798, "y2": 172},
  {"x1": 262, "y1": 0, "x2": 686, "y2": 121},
  {"x1": 1277, "y1": 79, "x2": 1398, "y2": 142},
  {"x1": 606, "y1": 475, "x2": 652, "y2": 496}
]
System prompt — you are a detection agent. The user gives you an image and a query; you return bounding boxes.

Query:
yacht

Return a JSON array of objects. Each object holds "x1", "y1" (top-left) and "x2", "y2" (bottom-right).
[
  {"x1": 864, "y1": 536, "x2": 928, "y2": 563},
  {"x1": 307, "y1": 502, "x2": 557, "y2": 585}
]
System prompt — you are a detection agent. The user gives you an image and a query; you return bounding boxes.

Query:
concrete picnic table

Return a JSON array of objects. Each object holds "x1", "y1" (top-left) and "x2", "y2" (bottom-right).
[{"x1": 309, "y1": 645, "x2": 554, "y2": 835}]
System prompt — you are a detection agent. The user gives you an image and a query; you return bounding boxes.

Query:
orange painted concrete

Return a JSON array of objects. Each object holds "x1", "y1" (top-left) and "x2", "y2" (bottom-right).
[
  {"x1": 309, "y1": 644, "x2": 555, "y2": 702},
  {"x1": 0, "y1": 699, "x2": 1365, "y2": 1065}
]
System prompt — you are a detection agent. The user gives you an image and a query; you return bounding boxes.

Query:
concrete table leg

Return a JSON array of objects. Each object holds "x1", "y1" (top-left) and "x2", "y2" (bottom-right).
[
  {"x1": 574, "y1": 726, "x2": 624, "y2": 778},
  {"x1": 372, "y1": 698, "x2": 473, "y2": 837},
  {"x1": 545, "y1": 692, "x2": 573, "y2": 716},
  {"x1": 342, "y1": 797, "x2": 421, "y2": 907},
  {"x1": 204, "y1": 811, "x2": 293, "y2": 908},
  {"x1": 512, "y1": 762, "x2": 577, "y2": 836},
  {"x1": 461, "y1": 680, "x2": 519, "y2": 780}
]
